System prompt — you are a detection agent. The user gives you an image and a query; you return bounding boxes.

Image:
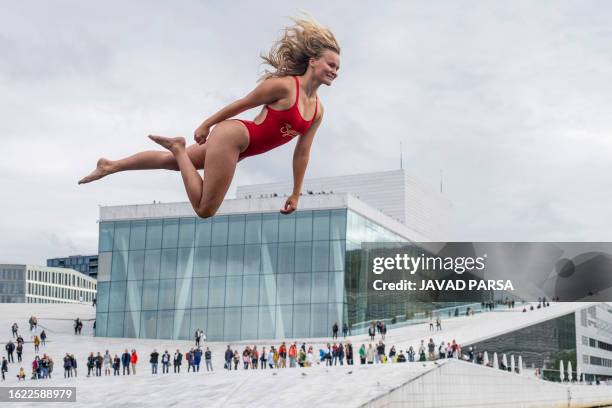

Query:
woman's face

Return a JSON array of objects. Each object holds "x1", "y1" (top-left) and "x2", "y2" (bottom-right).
[{"x1": 310, "y1": 49, "x2": 340, "y2": 86}]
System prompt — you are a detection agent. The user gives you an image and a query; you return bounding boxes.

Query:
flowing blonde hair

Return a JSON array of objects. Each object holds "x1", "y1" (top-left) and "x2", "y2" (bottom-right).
[{"x1": 260, "y1": 15, "x2": 340, "y2": 81}]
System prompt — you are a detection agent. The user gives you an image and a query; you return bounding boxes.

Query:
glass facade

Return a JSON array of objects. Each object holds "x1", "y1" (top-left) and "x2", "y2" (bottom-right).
[{"x1": 96, "y1": 210, "x2": 348, "y2": 341}]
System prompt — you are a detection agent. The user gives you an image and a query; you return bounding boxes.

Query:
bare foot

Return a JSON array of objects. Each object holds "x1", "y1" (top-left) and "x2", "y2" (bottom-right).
[
  {"x1": 148, "y1": 135, "x2": 186, "y2": 153},
  {"x1": 78, "y1": 158, "x2": 113, "y2": 184}
]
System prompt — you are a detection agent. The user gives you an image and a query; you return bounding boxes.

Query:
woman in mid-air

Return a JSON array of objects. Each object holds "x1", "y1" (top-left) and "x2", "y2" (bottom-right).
[{"x1": 79, "y1": 17, "x2": 340, "y2": 218}]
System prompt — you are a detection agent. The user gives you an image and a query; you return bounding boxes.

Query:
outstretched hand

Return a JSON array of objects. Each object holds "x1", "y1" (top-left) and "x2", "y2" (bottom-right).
[
  {"x1": 280, "y1": 194, "x2": 299, "y2": 215},
  {"x1": 194, "y1": 123, "x2": 211, "y2": 145}
]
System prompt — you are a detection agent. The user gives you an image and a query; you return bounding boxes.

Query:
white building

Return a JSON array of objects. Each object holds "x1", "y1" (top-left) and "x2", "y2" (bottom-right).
[
  {"x1": 236, "y1": 169, "x2": 451, "y2": 241},
  {"x1": 0, "y1": 264, "x2": 97, "y2": 304}
]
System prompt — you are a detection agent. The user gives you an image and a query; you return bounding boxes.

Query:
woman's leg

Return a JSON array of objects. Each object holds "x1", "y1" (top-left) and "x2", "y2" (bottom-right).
[
  {"x1": 149, "y1": 121, "x2": 248, "y2": 218},
  {"x1": 78, "y1": 143, "x2": 208, "y2": 184}
]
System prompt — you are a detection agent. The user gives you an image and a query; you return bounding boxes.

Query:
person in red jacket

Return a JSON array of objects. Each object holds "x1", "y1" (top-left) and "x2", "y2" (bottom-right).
[
  {"x1": 278, "y1": 342, "x2": 287, "y2": 368},
  {"x1": 288, "y1": 343, "x2": 298, "y2": 368},
  {"x1": 130, "y1": 349, "x2": 138, "y2": 375}
]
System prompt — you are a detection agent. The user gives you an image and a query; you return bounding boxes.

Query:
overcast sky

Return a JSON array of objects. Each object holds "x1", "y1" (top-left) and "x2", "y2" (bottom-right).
[{"x1": 2, "y1": 1, "x2": 612, "y2": 265}]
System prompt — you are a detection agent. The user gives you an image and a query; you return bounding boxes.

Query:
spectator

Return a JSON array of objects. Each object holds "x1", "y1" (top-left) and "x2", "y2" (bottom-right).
[
  {"x1": 161, "y1": 350, "x2": 170, "y2": 374},
  {"x1": 150, "y1": 349, "x2": 159, "y2": 374},
  {"x1": 130, "y1": 349, "x2": 138, "y2": 374},
  {"x1": 121, "y1": 349, "x2": 130, "y2": 375},
  {"x1": 173, "y1": 349, "x2": 182, "y2": 373}
]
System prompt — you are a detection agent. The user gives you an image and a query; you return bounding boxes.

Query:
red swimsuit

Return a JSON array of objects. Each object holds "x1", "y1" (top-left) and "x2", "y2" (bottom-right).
[{"x1": 237, "y1": 76, "x2": 318, "y2": 159}]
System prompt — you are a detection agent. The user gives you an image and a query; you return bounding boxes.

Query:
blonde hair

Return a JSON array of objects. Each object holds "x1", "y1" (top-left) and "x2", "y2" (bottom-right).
[{"x1": 260, "y1": 16, "x2": 340, "y2": 81}]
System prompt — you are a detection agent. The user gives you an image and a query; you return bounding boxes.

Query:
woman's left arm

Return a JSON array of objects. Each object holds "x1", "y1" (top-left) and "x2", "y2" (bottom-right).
[{"x1": 281, "y1": 104, "x2": 325, "y2": 214}]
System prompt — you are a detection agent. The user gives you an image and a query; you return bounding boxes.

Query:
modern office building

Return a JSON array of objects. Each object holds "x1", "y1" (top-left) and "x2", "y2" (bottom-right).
[
  {"x1": 47, "y1": 255, "x2": 98, "y2": 278},
  {"x1": 0, "y1": 264, "x2": 97, "y2": 304},
  {"x1": 95, "y1": 170, "x2": 452, "y2": 341}
]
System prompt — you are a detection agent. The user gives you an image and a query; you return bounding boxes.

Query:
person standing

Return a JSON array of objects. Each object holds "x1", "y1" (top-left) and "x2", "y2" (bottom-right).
[
  {"x1": 86, "y1": 352, "x2": 95, "y2": 377},
  {"x1": 5, "y1": 340, "x2": 15, "y2": 363},
  {"x1": 260, "y1": 347, "x2": 267, "y2": 369},
  {"x1": 33, "y1": 336, "x2": 40, "y2": 353},
  {"x1": 342, "y1": 322, "x2": 349, "y2": 337},
  {"x1": 366, "y1": 344, "x2": 375, "y2": 364},
  {"x1": 173, "y1": 349, "x2": 182, "y2": 373},
  {"x1": 368, "y1": 325, "x2": 375, "y2": 341},
  {"x1": 346, "y1": 342, "x2": 354, "y2": 365},
  {"x1": 186, "y1": 349, "x2": 193, "y2": 372},
  {"x1": 130, "y1": 349, "x2": 138, "y2": 374},
  {"x1": 40, "y1": 330, "x2": 47, "y2": 346},
  {"x1": 95, "y1": 352, "x2": 103, "y2": 377},
  {"x1": 194, "y1": 347, "x2": 202, "y2": 372},
  {"x1": 70, "y1": 354, "x2": 77, "y2": 377},
  {"x1": 224, "y1": 346, "x2": 233, "y2": 371},
  {"x1": 288, "y1": 343, "x2": 297, "y2": 368},
  {"x1": 150, "y1": 349, "x2": 159, "y2": 374},
  {"x1": 103, "y1": 350, "x2": 112, "y2": 376},
  {"x1": 63, "y1": 354, "x2": 72, "y2": 378},
  {"x1": 161, "y1": 350, "x2": 170, "y2": 374},
  {"x1": 1, "y1": 357, "x2": 7, "y2": 381},
  {"x1": 11, "y1": 323, "x2": 18, "y2": 338},
  {"x1": 359, "y1": 344, "x2": 366, "y2": 365},
  {"x1": 332, "y1": 322, "x2": 339, "y2": 340},
  {"x1": 121, "y1": 349, "x2": 130, "y2": 375},
  {"x1": 113, "y1": 355, "x2": 120, "y2": 376},
  {"x1": 16, "y1": 342, "x2": 23, "y2": 363},
  {"x1": 204, "y1": 347, "x2": 213, "y2": 372}
]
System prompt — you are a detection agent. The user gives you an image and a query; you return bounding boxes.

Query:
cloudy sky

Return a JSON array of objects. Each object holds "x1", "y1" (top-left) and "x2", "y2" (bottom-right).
[{"x1": 2, "y1": 1, "x2": 612, "y2": 264}]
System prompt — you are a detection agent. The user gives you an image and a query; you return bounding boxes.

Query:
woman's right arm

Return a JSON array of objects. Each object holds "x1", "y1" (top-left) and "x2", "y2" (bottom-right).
[{"x1": 194, "y1": 77, "x2": 290, "y2": 144}]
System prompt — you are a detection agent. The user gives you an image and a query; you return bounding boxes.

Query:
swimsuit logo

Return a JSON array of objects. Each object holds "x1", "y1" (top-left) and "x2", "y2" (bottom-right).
[{"x1": 280, "y1": 123, "x2": 301, "y2": 139}]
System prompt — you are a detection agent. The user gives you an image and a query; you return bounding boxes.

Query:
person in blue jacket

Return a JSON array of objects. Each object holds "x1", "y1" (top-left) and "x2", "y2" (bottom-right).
[
  {"x1": 121, "y1": 349, "x2": 131, "y2": 375},
  {"x1": 193, "y1": 348, "x2": 202, "y2": 372}
]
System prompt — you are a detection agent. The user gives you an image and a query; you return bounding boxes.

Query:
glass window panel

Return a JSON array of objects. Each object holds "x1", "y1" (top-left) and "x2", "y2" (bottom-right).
[
  {"x1": 277, "y1": 243, "x2": 294, "y2": 274},
  {"x1": 228, "y1": 215, "x2": 245, "y2": 245},
  {"x1": 99, "y1": 222, "x2": 114, "y2": 252},
  {"x1": 125, "y1": 280, "x2": 143, "y2": 311},
  {"x1": 175, "y1": 278, "x2": 192, "y2": 309},
  {"x1": 210, "y1": 246, "x2": 227, "y2": 276},
  {"x1": 259, "y1": 274, "x2": 277, "y2": 306},
  {"x1": 143, "y1": 249, "x2": 161, "y2": 280},
  {"x1": 311, "y1": 272, "x2": 329, "y2": 303},
  {"x1": 174, "y1": 309, "x2": 190, "y2": 340},
  {"x1": 123, "y1": 310, "x2": 140, "y2": 338},
  {"x1": 310, "y1": 304, "x2": 327, "y2": 337},
  {"x1": 162, "y1": 218, "x2": 179, "y2": 248},
  {"x1": 313, "y1": 211, "x2": 331, "y2": 241},
  {"x1": 295, "y1": 211, "x2": 313, "y2": 242},
  {"x1": 113, "y1": 221, "x2": 130, "y2": 251},
  {"x1": 225, "y1": 276, "x2": 242, "y2": 307},
  {"x1": 330, "y1": 209, "x2": 346, "y2": 241},
  {"x1": 241, "y1": 307, "x2": 258, "y2": 340},
  {"x1": 293, "y1": 304, "x2": 311, "y2": 338},
  {"x1": 142, "y1": 280, "x2": 159, "y2": 311},
  {"x1": 329, "y1": 272, "x2": 344, "y2": 303},
  {"x1": 95, "y1": 312, "x2": 107, "y2": 336},
  {"x1": 278, "y1": 214, "x2": 295, "y2": 242},
  {"x1": 97, "y1": 252, "x2": 112, "y2": 282},
  {"x1": 195, "y1": 218, "x2": 212, "y2": 247},
  {"x1": 208, "y1": 277, "x2": 225, "y2": 307},
  {"x1": 329, "y1": 240, "x2": 345, "y2": 271},
  {"x1": 242, "y1": 275, "x2": 259, "y2": 306},
  {"x1": 227, "y1": 245, "x2": 244, "y2": 276},
  {"x1": 245, "y1": 214, "x2": 262, "y2": 244},
  {"x1": 156, "y1": 309, "x2": 174, "y2": 339},
  {"x1": 160, "y1": 248, "x2": 178, "y2": 279},
  {"x1": 275, "y1": 305, "x2": 293, "y2": 338},
  {"x1": 258, "y1": 306, "x2": 275, "y2": 339},
  {"x1": 158, "y1": 279, "x2": 176, "y2": 310},
  {"x1": 211, "y1": 216, "x2": 228, "y2": 245},
  {"x1": 262, "y1": 214, "x2": 278, "y2": 243},
  {"x1": 96, "y1": 282, "x2": 110, "y2": 313},
  {"x1": 111, "y1": 251, "x2": 128, "y2": 281},
  {"x1": 177, "y1": 247, "x2": 194, "y2": 279},
  {"x1": 293, "y1": 273, "x2": 311, "y2": 304},
  {"x1": 312, "y1": 240, "x2": 330, "y2": 272},
  {"x1": 191, "y1": 278, "x2": 209, "y2": 308},
  {"x1": 107, "y1": 312, "x2": 124, "y2": 337},
  {"x1": 145, "y1": 219, "x2": 163, "y2": 249},
  {"x1": 108, "y1": 281, "x2": 126, "y2": 312},
  {"x1": 224, "y1": 307, "x2": 241, "y2": 341},
  {"x1": 295, "y1": 242, "x2": 312, "y2": 273},
  {"x1": 244, "y1": 245, "x2": 261, "y2": 275},
  {"x1": 140, "y1": 311, "x2": 157, "y2": 338},
  {"x1": 194, "y1": 247, "x2": 210, "y2": 277},
  {"x1": 178, "y1": 218, "x2": 196, "y2": 248},
  {"x1": 276, "y1": 274, "x2": 293, "y2": 305},
  {"x1": 190, "y1": 309, "x2": 207, "y2": 338},
  {"x1": 207, "y1": 308, "x2": 224, "y2": 341},
  {"x1": 261, "y1": 243, "x2": 277, "y2": 274},
  {"x1": 129, "y1": 220, "x2": 147, "y2": 250},
  {"x1": 127, "y1": 250, "x2": 145, "y2": 281}
]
